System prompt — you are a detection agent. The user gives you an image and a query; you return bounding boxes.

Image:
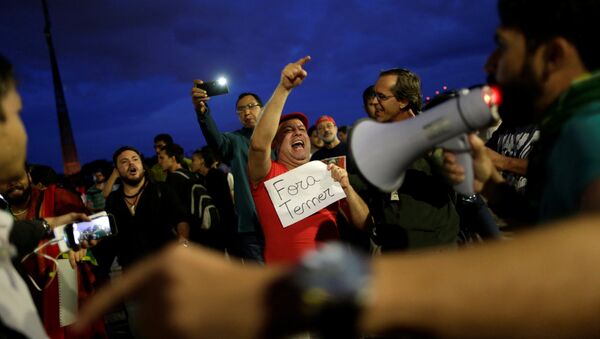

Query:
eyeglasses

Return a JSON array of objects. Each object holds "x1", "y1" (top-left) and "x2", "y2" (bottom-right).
[
  {"x1": 374, "y1": 92, "x2": 394, "y2": 102},
  {"x1": 236, "y1": 103, "x2": 261, "y2": 113}
]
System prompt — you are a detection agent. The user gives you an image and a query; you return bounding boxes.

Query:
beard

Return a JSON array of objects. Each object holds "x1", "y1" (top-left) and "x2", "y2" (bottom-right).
[
  {"x1": 497, "y1": 62, "x2": 543, "y2": 127},
  {"x1": 121, "y1": 174, "x2": 144, "y2": 187},
  {"x1": 4, "y1": 184, "x2": 32, "y2": 206},
  {"x1": 119, "y1": 166, "x2": 145, "y2": 187}
]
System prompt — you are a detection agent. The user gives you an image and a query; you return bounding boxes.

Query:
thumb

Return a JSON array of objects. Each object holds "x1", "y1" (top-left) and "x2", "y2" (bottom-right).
[{"x1": 468, "y1": 133, "x2": 486, "y2": 158}]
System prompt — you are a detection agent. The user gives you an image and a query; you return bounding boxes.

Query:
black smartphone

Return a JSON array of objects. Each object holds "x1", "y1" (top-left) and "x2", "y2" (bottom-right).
[
  {"x1": 55, "y1": 212, "x2": 118, "y2": 250},
  {"x1": 195, "y1": 79, "x2": 229, "y2": 97}
]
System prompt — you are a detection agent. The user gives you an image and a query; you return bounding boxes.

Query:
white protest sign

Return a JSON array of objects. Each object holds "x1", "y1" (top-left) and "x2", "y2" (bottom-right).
[{"x1": 264, "y1": 161, "x2": 346, "y2": 228}]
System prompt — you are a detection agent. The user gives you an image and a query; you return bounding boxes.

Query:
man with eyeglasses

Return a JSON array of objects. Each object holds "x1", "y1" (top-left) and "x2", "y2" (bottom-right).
[
  {"x1": 356, "y1": 68, "x2": 460, "y2": 252},
  {"x1": 191, "y1": 85, "x2": 267, "y2": 264}
]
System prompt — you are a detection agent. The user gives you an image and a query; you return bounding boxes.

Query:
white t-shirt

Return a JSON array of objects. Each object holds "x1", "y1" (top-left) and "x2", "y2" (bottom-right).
[{"x1": 0, "y1": 210, "x2": 48, "y2": 338}]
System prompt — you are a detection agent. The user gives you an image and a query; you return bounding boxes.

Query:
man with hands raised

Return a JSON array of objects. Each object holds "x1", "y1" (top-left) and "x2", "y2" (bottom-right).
[{"x1": 248, "y1": 56, "x2": 369, "y2": 264}]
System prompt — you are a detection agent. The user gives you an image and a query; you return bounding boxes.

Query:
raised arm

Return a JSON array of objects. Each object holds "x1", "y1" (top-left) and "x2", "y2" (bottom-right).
[
  {"x1": 248, "y1": 56, "x2": 311, "y2": 184},
  {"x1": 191, "y1": 80, "x2": 234, "y2": 159},
  {"x1": 102, "y1": 168, "x2": 119, "y2": 199}
]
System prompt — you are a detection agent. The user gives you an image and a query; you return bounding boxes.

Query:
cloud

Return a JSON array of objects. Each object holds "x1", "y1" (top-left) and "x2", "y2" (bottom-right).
[{"x1": 3, "y1": 0, "x2": 499, "y2": 172}]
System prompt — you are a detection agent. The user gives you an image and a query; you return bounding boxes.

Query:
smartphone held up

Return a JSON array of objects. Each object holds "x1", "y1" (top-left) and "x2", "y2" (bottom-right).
[
  {"x1": 195, "y1": 77, "x2": 229, "y2": 97},
  {"x1": 53, "y1": 211, "x2": 118, "y2": 252}
]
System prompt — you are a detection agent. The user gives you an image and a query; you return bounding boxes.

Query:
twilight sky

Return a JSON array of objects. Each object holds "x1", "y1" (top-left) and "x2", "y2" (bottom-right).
[{"x1": 1, "y1": 1, "x2": 499, "y2": 173}]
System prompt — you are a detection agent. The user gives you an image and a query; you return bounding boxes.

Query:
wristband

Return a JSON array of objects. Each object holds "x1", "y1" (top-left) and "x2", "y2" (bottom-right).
[
  {"x1": 37, "y1": 218, "x2": 53, "y2": 238},
  {"x1": 264, "y1": 242, "x2": 372, "y2": 338}
]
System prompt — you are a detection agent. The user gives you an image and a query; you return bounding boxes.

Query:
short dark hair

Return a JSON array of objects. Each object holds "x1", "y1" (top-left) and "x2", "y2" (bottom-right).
[
  {"x1": 338, "y1": 125, "x2": 348, "y2": 134},
  {"x1": 112, "y1": 146, "x2": 144, "y2": 166},
  {"x1": 153, "y1": 133, "x2": 173, "y2": 145},
  {"x1": 30, "y1": 164, "x2": 58, "y2": 187},
  {"x1": 0, "y1": 55, "x2": 16, "y2": 122},
  {"x1": 200, "y1": 146, "x2": 217, "y2": 167},
  {"x1": 362, "y1": 85, "x2": 375, "y2": 107},
  {"x1": 161, "y1": 143, "x2": 184, "y2": 165},
  {"x1": 379, "y1": 68, "x2": 423, "y2": 113},
  {"x1": 236, "y1": 92, "x2": 263, "y2": 107},
  {"x1": 498, "y1": 0, "x2": 600, "y2": 71}
]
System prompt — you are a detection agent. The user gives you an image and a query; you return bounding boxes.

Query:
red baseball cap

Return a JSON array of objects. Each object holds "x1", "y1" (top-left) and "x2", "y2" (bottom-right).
[
  {"x1": 315, "y1": 115, "x2": 336, "y2": 127},
  {"x1": 280, "y1": 112, "x2": 309, "y2": 129}
]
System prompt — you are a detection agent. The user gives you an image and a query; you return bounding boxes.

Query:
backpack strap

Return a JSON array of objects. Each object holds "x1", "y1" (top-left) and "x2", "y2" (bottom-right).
[{"x1": 172, "y1": 170, "x2": 191, "y2": 181}]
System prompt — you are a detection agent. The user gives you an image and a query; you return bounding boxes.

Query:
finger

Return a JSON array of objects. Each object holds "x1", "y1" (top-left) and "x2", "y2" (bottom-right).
[
  {"x1": 282, "y1": 66, "x2": 298, "y2": 80},
  {"x1": 67, "y1": 212, "x2": 90, "y2": 223},
  {"x1": 491, "y1": 168, "x2": 506, "y2": 184},
  {"x1": 449, "y1": 173, "x2": 466, "y2": 184},
  {"x1": 443, "y1": 152, "x2": 457, "y2": 165},
  {"x1": 75, "y1": 252, "x2": 163, "y2": 331},
  {"x1": 192, "y1": 89, "x2": 207, "y2": 97},
  {"x1": 68, "y1": 251, "x2": 77, "y2": 269},
  {"x1": 468, "y1": 133, "x2": 486, "y2": 158},
  {"x1": 193, "y1": 79, "x2": 204, "y2": 85},
  {"x1": 295, "y1": 55, "x2": 311, "y2": 66},
  {"x1": 446, "y1": 163, "x2": 466, "y2": 176}
]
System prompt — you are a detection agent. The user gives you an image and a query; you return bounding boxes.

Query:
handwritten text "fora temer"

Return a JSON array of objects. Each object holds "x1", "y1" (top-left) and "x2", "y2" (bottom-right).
[{"x1": 271, "y1": 176, "x2": 336, "y2": 219}]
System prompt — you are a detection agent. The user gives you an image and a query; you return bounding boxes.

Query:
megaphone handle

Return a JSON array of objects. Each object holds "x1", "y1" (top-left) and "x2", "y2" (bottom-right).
[
  {"x1": 439, "y1": 134, "x2": 475, "y2": 196},
  {"x1": 454, "y1": 151, "x2": 475, "y2": 196}
]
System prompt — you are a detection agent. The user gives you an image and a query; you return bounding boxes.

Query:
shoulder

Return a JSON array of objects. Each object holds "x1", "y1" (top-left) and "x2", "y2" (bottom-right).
[
  {"x1": 230, "y1": 128, "x2": 252, "y2": 140},
  {"x1": 254, "y1": 161, "x2": 287, "y2": 187},
  {"x1": 311, "y1": 149, "x2": 324, "y2": 160},
  {"x1": 560, "y1": 111, "x2": 600, "y2": 149}
]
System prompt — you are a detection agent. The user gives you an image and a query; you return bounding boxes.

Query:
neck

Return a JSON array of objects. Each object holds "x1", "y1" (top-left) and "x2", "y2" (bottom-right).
[
  {"x1": 124, "y1": 176, "x2": 146, "y2": 196},
  {"x1": 538, "y1": 68, "x2": 588, "y2": 113},
  {"x1": 10, "y1": 194, "x2": 31, "y2": 216},
  {"x1": 173, "y1": 163, "x2": 183, "y2": 172},
  {"x1": 324, "y1": 138, "x2": 340, "y2": 149},
  {"x1": 279, "y1": 157, "x2": 309, "y2": 170}
]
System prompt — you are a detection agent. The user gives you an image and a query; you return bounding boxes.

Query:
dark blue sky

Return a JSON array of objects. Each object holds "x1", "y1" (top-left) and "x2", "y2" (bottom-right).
[{"x1": 1, "y1": 1, "x2": 499, "y2": 173}]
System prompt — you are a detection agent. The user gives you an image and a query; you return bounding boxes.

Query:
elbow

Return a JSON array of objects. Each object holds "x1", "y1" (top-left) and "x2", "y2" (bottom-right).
[{"x1": 250, "y1": 139, "x2": 269, "y2": 154}]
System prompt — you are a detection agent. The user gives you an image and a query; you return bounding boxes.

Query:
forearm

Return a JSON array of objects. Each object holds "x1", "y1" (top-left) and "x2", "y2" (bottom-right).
[
  {"x1": 342, "y1": 185, "x2": 369, "y2": 230},
  {"x1": 249, "y1": 85, "x2": 290, "y2": 182},
  {"x1": 495, "y1": 156, "x2": 528, "y2": 176},
  {"x1": 198, "y1": 110, "x2": 229, "y2": 153},
  {"x1": 251, "y1": 85, "x2": 290, "y2": 153},
  {"x1": 360, "y1": 215, "x2": 600, "y2": 338},
  {"x1": 103, "y1": 170, "x2": 119, "y2": 199}
]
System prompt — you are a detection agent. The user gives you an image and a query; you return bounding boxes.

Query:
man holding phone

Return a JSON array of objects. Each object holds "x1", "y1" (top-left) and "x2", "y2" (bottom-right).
[
  {"x1": 191, "y1": 82, "x2": 268, "y2": 264},
  {"x1": 0, "y1": 55, "x2": 107, "y2": 338}
]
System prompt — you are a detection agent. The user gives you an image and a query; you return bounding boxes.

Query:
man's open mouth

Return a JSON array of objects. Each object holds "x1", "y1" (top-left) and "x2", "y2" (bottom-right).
[{"x1": 292, "y1": 140, "x2": 305, "y2": 150}]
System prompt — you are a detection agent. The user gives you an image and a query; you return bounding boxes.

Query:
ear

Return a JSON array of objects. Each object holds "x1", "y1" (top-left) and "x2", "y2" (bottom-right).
[
  {"x1": 540, "y1": 37, "x2": 570, "y2": 80},
  {"x1": 398, "y1": 98, "x2": 410, "y2": 110}
]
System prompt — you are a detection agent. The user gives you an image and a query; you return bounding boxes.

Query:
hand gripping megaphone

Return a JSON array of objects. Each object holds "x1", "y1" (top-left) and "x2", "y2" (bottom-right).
[{"x1": 349, "y1": 86, "x2": 501, "y2": 194}]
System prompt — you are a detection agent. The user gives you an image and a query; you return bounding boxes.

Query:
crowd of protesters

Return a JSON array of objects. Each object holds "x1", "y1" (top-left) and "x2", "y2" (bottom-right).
[{"x1": 2, "y1": 0, "x2": 600, "y2": 337}]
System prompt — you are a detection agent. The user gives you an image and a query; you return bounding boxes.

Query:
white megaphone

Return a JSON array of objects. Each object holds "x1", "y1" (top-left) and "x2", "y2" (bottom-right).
[{"x1": 349, "y1": 85, "x2": 501, "y2": 193}]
